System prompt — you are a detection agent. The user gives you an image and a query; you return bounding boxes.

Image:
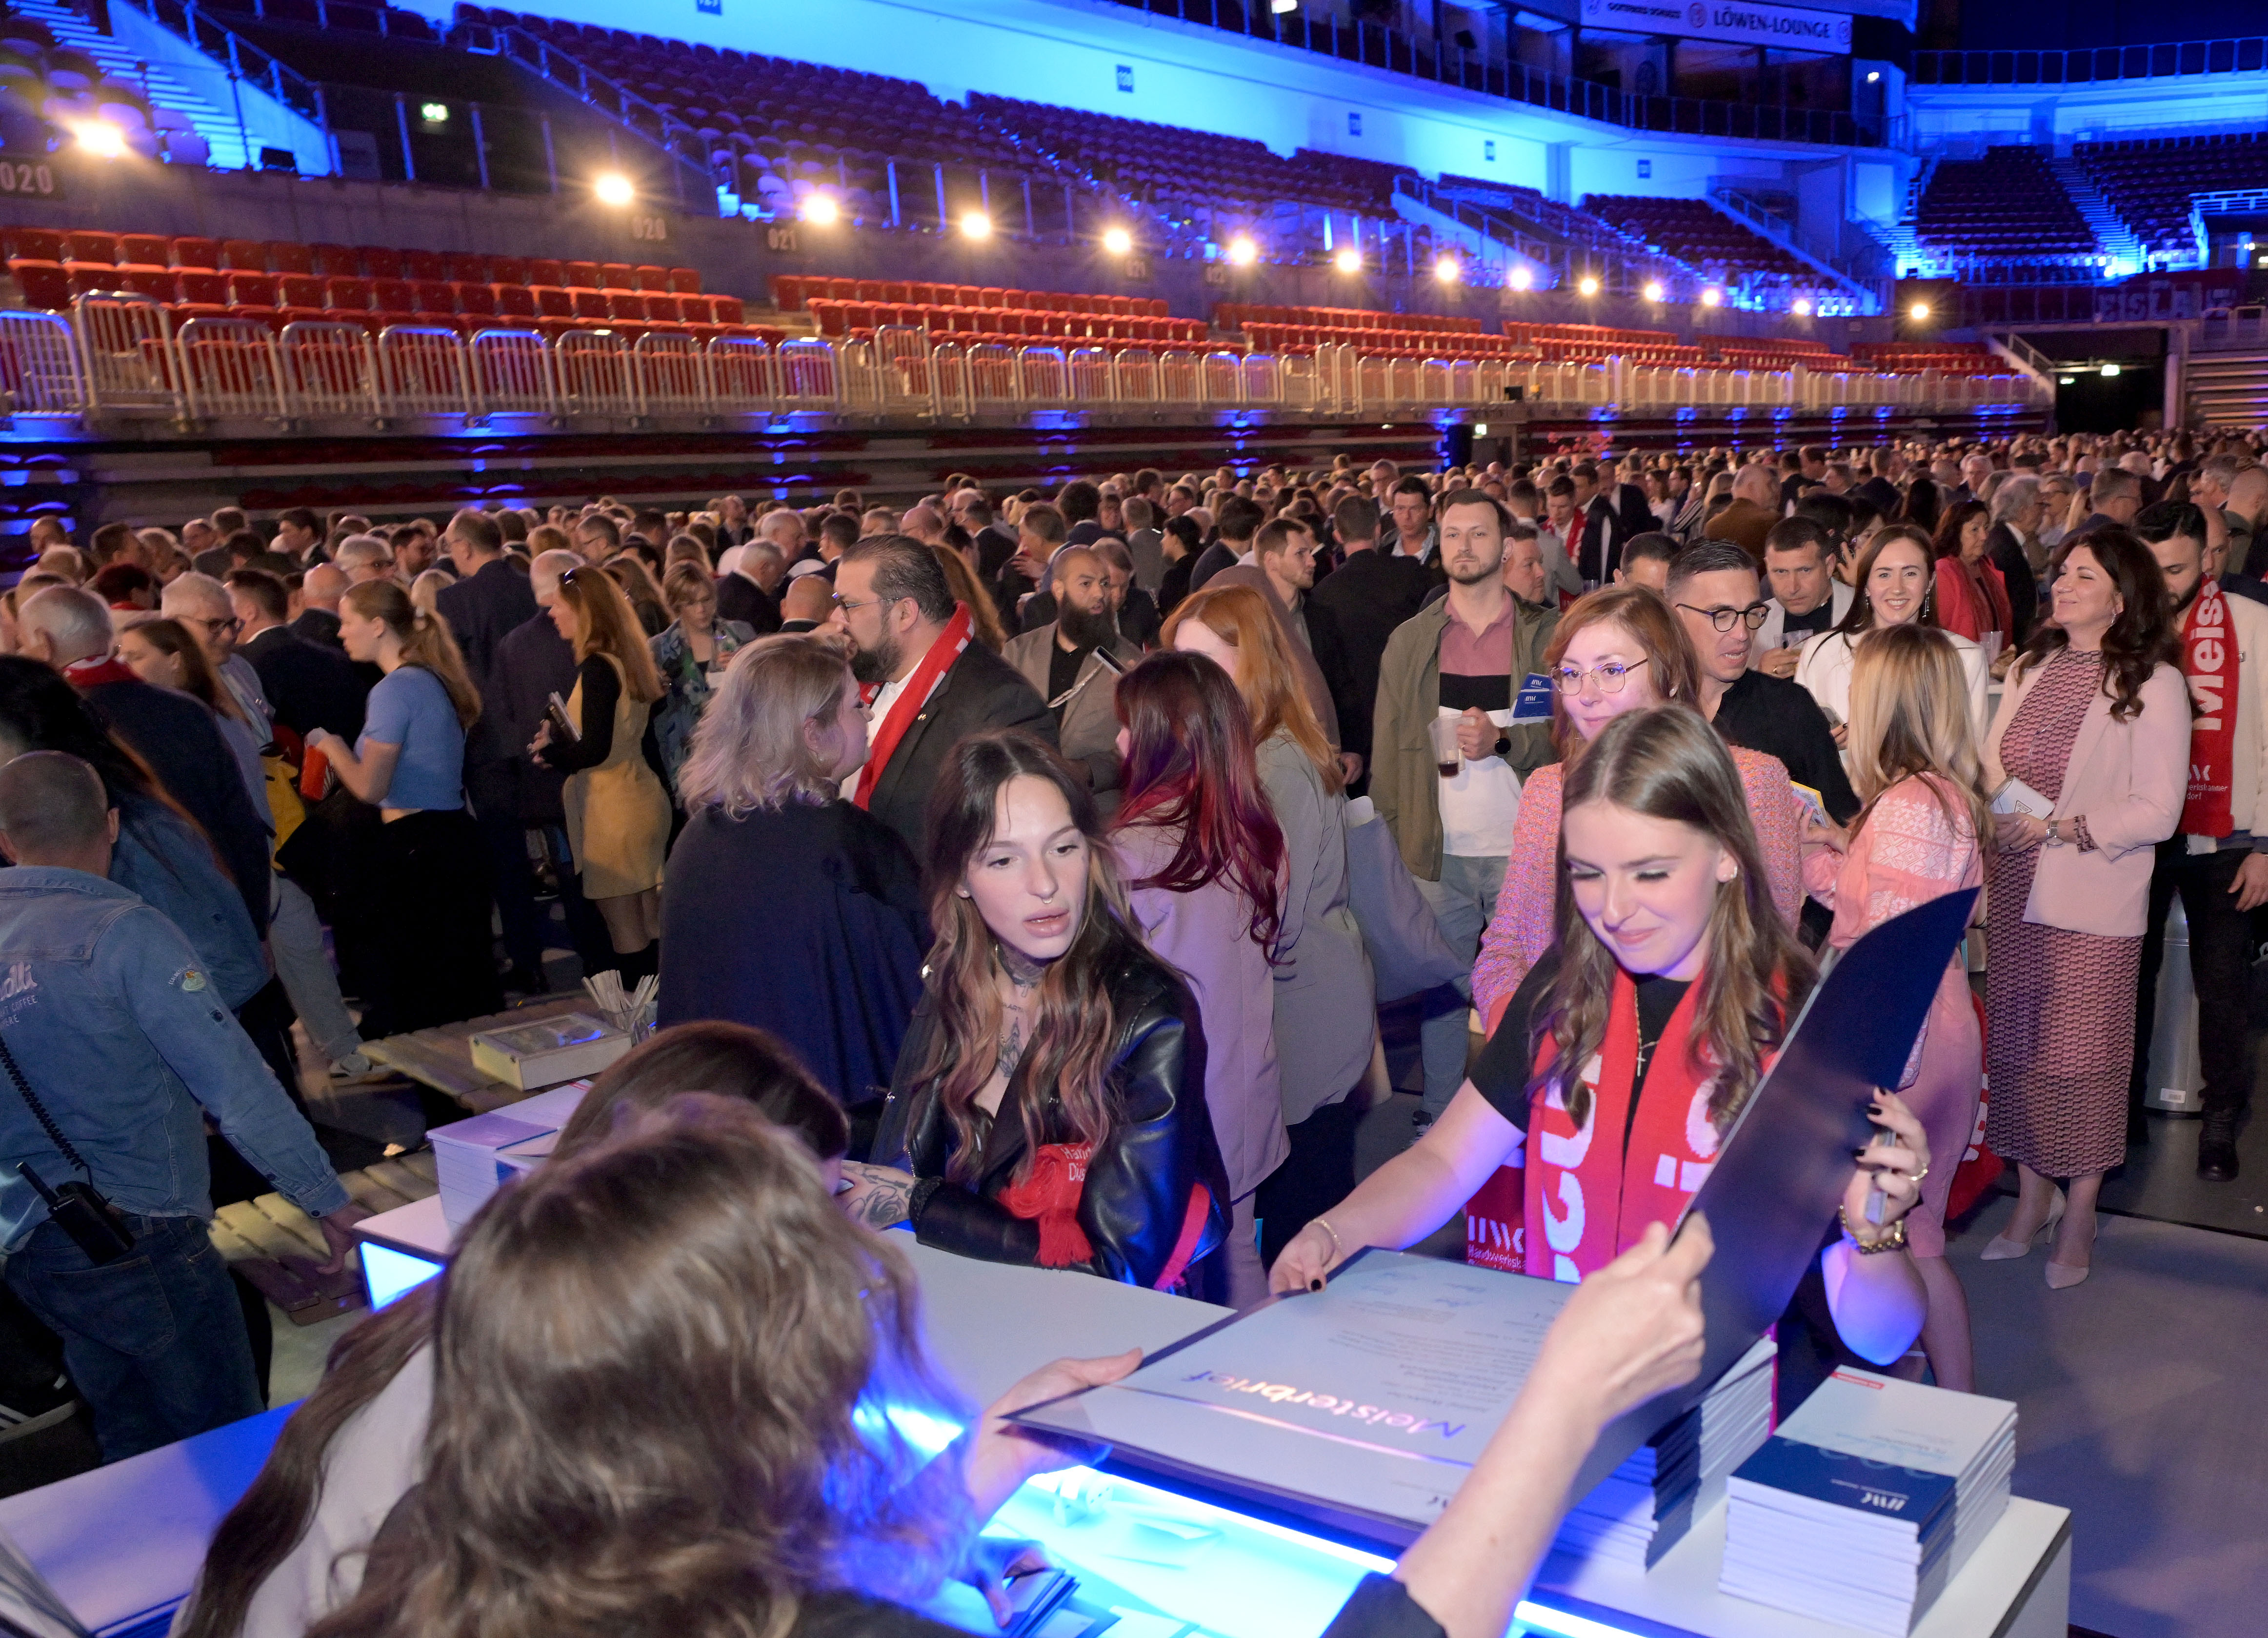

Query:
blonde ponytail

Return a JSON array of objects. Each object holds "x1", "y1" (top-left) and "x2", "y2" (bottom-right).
[{"x1": 344, "y1": 580, "x2": 483, "y2": 729}]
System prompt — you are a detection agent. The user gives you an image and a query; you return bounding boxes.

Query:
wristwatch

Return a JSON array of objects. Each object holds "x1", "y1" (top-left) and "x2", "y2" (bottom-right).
[
  {"x1": 2045, "y1": 817, "x2": 2064, "y2": 846},
  {"x1": 1492, "y1": 731, "x2": 1512, "y2": 759}
]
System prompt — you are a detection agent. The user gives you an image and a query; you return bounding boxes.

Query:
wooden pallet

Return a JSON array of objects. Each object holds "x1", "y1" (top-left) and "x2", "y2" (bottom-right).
[
  {"x1": 361, "y1": 992, "x2": 595, "y2": 1113},
  {"x1": 211, "y1": 1150, "x2": 441, "y2": 1326}
]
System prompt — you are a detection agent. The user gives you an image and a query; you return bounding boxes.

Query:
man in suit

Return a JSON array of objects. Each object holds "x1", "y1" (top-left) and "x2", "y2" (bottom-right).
[
  {"x1": 1312, "y1": 498, "x2": 1431, "y2": 788},
  {"x1": 830, "y1": 536, "x2": 1054, "y2": 857},
  {"x1": 2068, "y1": 465, "x2": 2142, "y2": 540},
  {"x1": 1704, "y1": 463, "x2": 1783, "y2": 557},
  {"x1": 715, "y1": 541, "x2": 786, "y2": 633},
  {"x1": 778, "y1": 573, "x2": 833, "y2": 632},
  {"x1": 1751, "y1": 517, "x2": 1855, "y2": 678},
  {"x1": 1188, "y1": 494, "x2": 1263, "y2": 594},
  {"x1": 1002, "y1": 546, "x2": 1141, "y2": 815},
  {"x1": 1380, "y1": 476, "x2": 1438, "y2": 567},
  {"x1": 1854, "y1": 446, "x2": 1906, "y2": 519},
  {"x1": 1211, "y1": 518, "x2": 1358, "y2": 770},
  {"x1": 1596, "y1": 454, "x2": 1656, "y2": 540},
  {"x1": 1982, "y1": 475, "x2": 2046, "y2": 646},
  {"x1": 1570, "y1": 461, "x2": 1625, "y2": 586},
  {"x1": 227, "y1": 569, "x2": 368, "y2": 742},
  {"x1": 291, "y1": 562, "x2": 350, "y2": 650},
  {"x1": 434, "y1": 508, "x2": 546, "y2": 993}
]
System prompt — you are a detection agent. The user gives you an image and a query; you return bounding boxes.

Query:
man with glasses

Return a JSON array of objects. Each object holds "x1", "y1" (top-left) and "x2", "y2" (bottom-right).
[
  {"x1": 827, "y1": 536, "x2": 1053, "y2": 855},
  {"x1": 1666, "y1": 541, "x2": 1855, "y2": 826},
  {"x1": 160, "y1": 571, "x2": 271, "y2": 737},
  {"x1": 1373, "y1": 491, "x2": 1556, "y2": 1125}
]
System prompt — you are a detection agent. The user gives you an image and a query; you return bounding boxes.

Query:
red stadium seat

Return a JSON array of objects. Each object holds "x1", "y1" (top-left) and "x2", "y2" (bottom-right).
[
  {"x1": 488, "y1": 255, "x2": 527, "y2": 285},
  {"x1": 217, "y1": 238, "x2": 264, "y2": 270},
  {"x1": 598, "y1": 262, "x2": 635, "y2": 290},
  {"x1": 642, "y1": 293, "x2": 682, "y2": 322},
  {"x1": 772, "y1": 275, "x2": 805, "y2": 309},
  {"x1": 118, "y1": 234, "x2": 168, "y2": 267},
  {"x1": 632, "y1": 263, "x2": 669, "y2": 291},
  {"x1": 64, "y1": 231, "x2": 118, "y2": 265},
  {"x1": 525, "y1": 258, "x2": 562, "y2": 287},
  {"x1": 305, "y1": 243, "x2": 355, "y2": 276},
  {"x1": 411, "y1": 279, "x2": 457, "y2": 315},
  {"x1": 117, "y1": 264, "x2": 174, "y2": 301},
  {"x1": 176, "y1": 270, "x2": 227, "y2": 306},
  {"x1": 323, "y1": 276, "x2": 372, "y2": 310},
  {"x1": 358, "y1": 246, "x2": 402, "y2": 279},
  {"x1": 225, "y1": 271, "x2": 279, "y2": 306},
  {"x1": 266, "y1": 242, "x2": 314, "y2": 276},
  {"x1": 563, "y1": 261, "x2": 600, "y2": 289},
  {"x1": 708, "y1": 294, "x2": 743, "y2": 324},
  {"x1": 443, "y1": 251, "x2": 489, "y2": 283},
  {"x1": 401, "y1": 249, "x2": 445, "y2": 282},
  {"x1": 570, "y1": 289, "x2": 609, "y2": 319},
  {"x1": 605, "y1": 291, "x2": 644, "y2": 322},
  {"x1": 533, "y1": 286, "x2": 575, "y2": 319},
  {"x1": 454, "y1": 282, "x2": 496, "y2": 317},
  {"x1": 7, "y1": 261, "x2": 66, "y2": 309},
  {"x1": 7, "y1": 229, "x2": 62, "y2": 263},
  {"x1": 490, "y1": 284, "x2": 538, "y2": 320},
  {"x1": 370, "y1": 277, "x2": 415, "y2": 313},
  {"x1": 62, "y1": 262, "x2": 117, "y2": 296}
]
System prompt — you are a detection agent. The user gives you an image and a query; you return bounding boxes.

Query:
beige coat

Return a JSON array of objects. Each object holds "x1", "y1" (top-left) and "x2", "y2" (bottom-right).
[{"x1": 1002, "y1": 624, "x2": 1142, "y2": 814}]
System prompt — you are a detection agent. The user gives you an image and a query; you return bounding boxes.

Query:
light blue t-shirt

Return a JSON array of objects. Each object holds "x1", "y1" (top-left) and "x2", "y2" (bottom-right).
[{"x1": 359, "y1": 666, "x2": 465, "y2": 812}]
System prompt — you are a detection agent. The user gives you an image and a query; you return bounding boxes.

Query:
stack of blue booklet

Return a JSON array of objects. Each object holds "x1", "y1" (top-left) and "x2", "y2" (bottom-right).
[
  {"x1": 1553, "y1": 1336, "x2": 1777, "y2": 1568},
  {"x1": 1721, "y1": 1370, "x2": 2016, "y2": 1635}
]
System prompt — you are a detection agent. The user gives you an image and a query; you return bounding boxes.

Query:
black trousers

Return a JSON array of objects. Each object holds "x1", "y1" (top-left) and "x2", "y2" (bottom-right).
[
  {"x1": 465, "y1": 758, "x2": 546, "y2": 978},
  {"x1": 1255, "y1": 1096, "x2": 1366, "y2": 1273},
  {"x1": 364, "y1": 809, "x2": 504, "y2": 1038},
  {"x1": 2130, "y1": 842, "x2": 2256, "y2": 1127}
]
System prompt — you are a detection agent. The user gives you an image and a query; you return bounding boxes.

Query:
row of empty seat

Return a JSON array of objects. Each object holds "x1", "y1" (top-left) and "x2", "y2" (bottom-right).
[
  {"x1": 1501, "y1": 321, "x2": 1681, "y2": 345},
  {"x1": 1915, "y1": 146, "x2": 2094, "y2": 260},
  {"x1": 1213, "y1": 303, "x2": 1484, "y2": 335},
  {"x1": 1851, "y1": 340, "x2": 1991, "y2": 374},
  {"x1": 806, "y1": 299, "x2": 1204, "y2": 346},
  {"x1": 0, "y1": 229, "x2": 706, "y2": 293},
  {"x1": 1235, "y1": 323, "x2": 1532, "y2": 360},
  {"x1": 2075, "y1": 132, "x2": 2268, "y2": 258},
  {"x1": 1582, "y1": 195, "x2": 1816, "y2": 283},
  {"x1": 773, "y1": 275, "x2": 1165, "y2": 319}
]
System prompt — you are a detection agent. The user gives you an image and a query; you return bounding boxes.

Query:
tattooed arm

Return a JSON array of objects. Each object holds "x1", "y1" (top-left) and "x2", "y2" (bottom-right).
[{"x1": 837, "y1": 1161, "x2": 918, "y2": 1230}]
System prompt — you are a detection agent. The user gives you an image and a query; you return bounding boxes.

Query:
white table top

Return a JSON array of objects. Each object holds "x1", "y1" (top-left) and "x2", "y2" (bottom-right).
[{"x1": 353, "y1": 1192, "x2": 450, "y2": 1259}]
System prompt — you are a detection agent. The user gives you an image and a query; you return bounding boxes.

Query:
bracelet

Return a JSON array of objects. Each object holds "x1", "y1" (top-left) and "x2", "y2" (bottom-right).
[
  {"x1": 1312, "y1": 1215, "x2": 1345, "y2": 1263},
  {"x1": 1838, "y1": 1205, "x2": 1907, "y2": 1255}
]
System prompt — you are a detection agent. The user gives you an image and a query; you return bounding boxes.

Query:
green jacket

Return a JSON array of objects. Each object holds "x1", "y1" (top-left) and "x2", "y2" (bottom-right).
[{"x1": 1371, "y1": 595, "x2": 1559, "y2": 881}]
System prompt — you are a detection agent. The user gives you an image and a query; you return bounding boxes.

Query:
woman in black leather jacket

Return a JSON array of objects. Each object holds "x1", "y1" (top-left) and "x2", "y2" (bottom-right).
[{"x1": 843, "y1": 730, "x2": 1229, "y2": 1292}]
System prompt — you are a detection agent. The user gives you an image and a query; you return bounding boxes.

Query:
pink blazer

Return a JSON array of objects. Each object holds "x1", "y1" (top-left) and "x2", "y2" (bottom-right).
[{"x1": 1984, "y1": 654, "x2": 2188, "y2": 937}]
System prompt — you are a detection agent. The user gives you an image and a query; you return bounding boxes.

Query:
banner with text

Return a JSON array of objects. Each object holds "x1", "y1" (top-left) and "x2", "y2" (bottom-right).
[{"x1": 1581, "y1": 0, "x2": 1853, "y2": 51}]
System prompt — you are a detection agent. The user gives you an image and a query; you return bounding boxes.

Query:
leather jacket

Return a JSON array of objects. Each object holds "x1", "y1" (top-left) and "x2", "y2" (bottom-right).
[{"x1": 872, "y1": 933, "x2": 1230, "y2": 1289}]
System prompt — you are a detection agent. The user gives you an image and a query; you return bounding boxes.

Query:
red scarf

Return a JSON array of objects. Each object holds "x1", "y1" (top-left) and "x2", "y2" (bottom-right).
[
  {"x1": 994, "y1": 1140, "x2": 1213, "y2": 1292},
  {"x1": 59, "y1": 654, "x2": 138, "y2": 689},
  {"x1": 852, "y1": 602, "x2": 974, "y2": 810},
  {"x1": 2181, "y1": 578, "x2": 2238, "y2": 838}
]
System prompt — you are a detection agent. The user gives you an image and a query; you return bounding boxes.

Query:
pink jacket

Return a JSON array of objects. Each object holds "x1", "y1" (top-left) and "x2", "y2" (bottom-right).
[
  {"x1": 1983, "y1": 654, "x2": 2188, "y2": 938},
  {"x1": 1472, "y1": 746, "x2": 1806, "y2": 1029}
]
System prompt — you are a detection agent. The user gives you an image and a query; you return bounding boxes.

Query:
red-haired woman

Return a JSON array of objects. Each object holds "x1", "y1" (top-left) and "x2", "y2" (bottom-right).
[{"x1": 1111, "y1": 650, "x2": 1287, "y2": 1307}]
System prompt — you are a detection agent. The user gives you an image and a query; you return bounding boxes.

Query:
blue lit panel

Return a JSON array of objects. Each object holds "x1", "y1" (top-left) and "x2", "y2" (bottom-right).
[{"x1": 361, "y1": 1241, "x2": 442, "y2": 1308}]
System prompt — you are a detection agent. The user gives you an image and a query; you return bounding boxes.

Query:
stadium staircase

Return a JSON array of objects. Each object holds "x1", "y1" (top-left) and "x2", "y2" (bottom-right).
[
  {"x1": 2047, "y1": 154, "x2": 2142, "y2": 271},
  {"x1": 14, "y1": 0, "x2": 253, "y2": 168}
]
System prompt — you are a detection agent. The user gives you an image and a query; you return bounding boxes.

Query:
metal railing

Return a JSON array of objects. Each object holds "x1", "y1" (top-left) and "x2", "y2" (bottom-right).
[
  {"x1": 15, "y1": 297, "x2": 2051, "y2": 425},
  {"x1": 120, "y1": 0, "x2": 329, "y2": 126},
  {"x1": 1110, "y1": 0, "x2": 1892, "y2": 148},
  {"x1": 1914, "y1": 39, "x2": 2268, "y2": 86}
]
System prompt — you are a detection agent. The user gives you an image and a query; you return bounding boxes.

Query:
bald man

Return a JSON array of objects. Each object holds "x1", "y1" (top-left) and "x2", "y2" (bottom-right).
[
  {"x1": 779, "y1": 572, "x2": 834, "y2": 631},
  {"x1": 293, "y1": 561, "x2": 350, "y2": 649},
  {"x1": 1001, "y1": 546, "x2": 1142, "y2": 813},
  {"x1": 1705, "y1": 463, "x2": 1782, "y2": 556}
]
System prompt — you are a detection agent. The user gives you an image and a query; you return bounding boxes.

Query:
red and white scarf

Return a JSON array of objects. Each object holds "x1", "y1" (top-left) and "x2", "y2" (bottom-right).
[
  {"x1": 59, "y1": 654, "x2": 139, "y2": 689},
  {"x1": 852, "y1": 601, "x2": 974, "y2": 810},
  {"x1": 2180, "y1": 578, "x2": 2238, "y2": 838}
]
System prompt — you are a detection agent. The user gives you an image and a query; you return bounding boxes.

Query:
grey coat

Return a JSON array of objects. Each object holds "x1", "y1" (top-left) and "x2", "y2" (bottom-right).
[{"x1": 1256, "y1": 732, "x2": 1376, "y2": 1124}]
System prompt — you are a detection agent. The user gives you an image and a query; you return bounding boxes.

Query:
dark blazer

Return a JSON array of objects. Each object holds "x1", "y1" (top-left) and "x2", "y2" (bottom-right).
[
  {"x1": 1117, "y1": 586, "x2": 1162, "y2": 649},
  {"x1": 874, "y1": 933, "x2": 1230, "y2": 1288},
  {"x1": 433, "y1": 557, "x2": 536, "y2": 694},
  {"x1": 1612, "y1": 480, "x2": 1654, "y2": 541},
  {"x1": 715, "y1": 570, "x2": 782, "y2": 634},
  {"x1": 1983, "y1": 523, "x2": 2041, "y2": 645},
  {"x1": 290, "y1": 607, "x2": 343, "y2": 650},
  {"x1": 1309, "y1": 547, "x2": 1431, "y2": 765},
  {"x1": 1157, "y1": 553, "x2": 1195, "y2": 619},
  {"x1": 1577, "y1": 494, "x2": 1623, "y2": 583},
  {"x1": 864, "y1": 642, "x2": 1055, "y2": 856},
  {"x1": 239, "y1": 624, "x2": 368, "y2": 741},
  {"x1": 659, "y1": 799, "x2": 929, "y2": 1106},
  {"x1": 77, "y1": 676, "x2": 273, "y2": 932},
  {"x1": 492, "y1": 611, "x2": 580, "y2": 825},
  {"x1": 1188, "y1": 538, "x2": 1239, "y2": 593}
]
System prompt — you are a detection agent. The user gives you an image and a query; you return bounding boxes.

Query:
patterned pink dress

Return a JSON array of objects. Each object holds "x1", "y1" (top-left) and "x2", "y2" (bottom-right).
[
  {"x1": 1820, "y1": 774, "x2": 1984, "y2": 1258},
  {"x1": 1471, "y1": 746, "x2": 1807, "y2": 1028},
  {"x1": 1984, "y1": 649, "x2": 2140, "y2": 1178}
]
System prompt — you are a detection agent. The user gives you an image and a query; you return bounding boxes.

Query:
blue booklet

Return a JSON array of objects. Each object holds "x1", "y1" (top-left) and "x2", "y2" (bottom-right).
[
  {"x1": 1510, "y1": 670, "x2": 1555, "y2": 724},
  {"x1": 1733, "y1": 1436, "x2": 1958, "y2": 1547}
]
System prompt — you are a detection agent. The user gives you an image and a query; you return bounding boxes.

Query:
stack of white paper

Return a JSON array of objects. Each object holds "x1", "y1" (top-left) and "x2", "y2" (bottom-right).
[
  {"x1": 1553, "y1": 1335, "x2": 1777, "y2": 1568},
  {"x1": 1722, "y1": 1369, "x2": 2017, "y2": 1635},
  {"x1": 429, "y1": 1081, "x2": 592, "y2": 1228}
]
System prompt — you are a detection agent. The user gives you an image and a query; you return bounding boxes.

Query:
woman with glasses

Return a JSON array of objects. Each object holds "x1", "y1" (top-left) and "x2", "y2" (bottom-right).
[
  {"x1": 1469, "y1": 585, "x2": 1806, "y2": 1030},
  {"x1": 1794, "y1": 525, "x2": 1991, "y2": 751},
  {"x1": 531, "y1": 566, "x2": 673, "y2": 988},
  {"x1": 648, "y1": 562, "x2": 757, "y2": 797}
]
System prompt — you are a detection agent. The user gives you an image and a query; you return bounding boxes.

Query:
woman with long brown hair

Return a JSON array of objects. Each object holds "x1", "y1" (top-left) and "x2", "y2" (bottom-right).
[
  {"x1": 1817, "y1": 624, "x2": 1990, "y2": 1388},
  {"x1": 117, "y1": 615, "x2": 266, "y2": 817},
  {"x1": 851, "y1": 730, "x2": 1229, "y2": 1293},
  {"x1": 1273, "y1": 705, "x2": 1934, "y2": 1411},
  {"x1": 1794, "y1": 524, "x2": 1992, "y2": 746},
  {"x1": 1930, "y1": 497, "x2": 2012, "y2": 650},
  {"x1": 1470, "y1": 584, "x2": 1806, "y2": 1030},
  {"x1": 1165, "y1": 584, "x2": 1379, "y2": 1269},
  {"x1": 306, "y1": 581, "x2": 500, "y2": 1034},
  {"x1": 1981, "y1": 529, "x2": 2186, "y2": 1288},
  {"x1": 1111, "y1": 649, "x2": 1287, "y2": 1306},
  {"x1": 532, "y1": 563, "x2": 672, "y2": 984}
]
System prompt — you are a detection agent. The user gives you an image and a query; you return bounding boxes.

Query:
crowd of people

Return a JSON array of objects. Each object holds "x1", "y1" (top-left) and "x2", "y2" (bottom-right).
[{"x1": 0, "y1": 420, "x2": 2257, "y2": 1636}]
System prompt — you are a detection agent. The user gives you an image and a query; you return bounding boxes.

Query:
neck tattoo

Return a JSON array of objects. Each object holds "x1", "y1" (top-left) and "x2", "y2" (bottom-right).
[{"x1": 994, "y1": 942, "x2": 1052, "y2": 1082}]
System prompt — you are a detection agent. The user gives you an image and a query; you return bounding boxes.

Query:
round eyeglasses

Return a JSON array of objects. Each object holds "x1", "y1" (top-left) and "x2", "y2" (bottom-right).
[{"x1": 1552, "y1": 657, "x2": 1650, "y2": 695}]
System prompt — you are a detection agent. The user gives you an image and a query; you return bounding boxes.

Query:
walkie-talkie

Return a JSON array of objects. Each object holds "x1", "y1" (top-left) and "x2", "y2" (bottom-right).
[{"x1": 17, "y1": 1161, "x2": 135, "y2": 1265}]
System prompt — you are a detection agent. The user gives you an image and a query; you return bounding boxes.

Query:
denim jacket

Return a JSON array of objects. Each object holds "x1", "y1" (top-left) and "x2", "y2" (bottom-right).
[
  {"x1": 110, "y1": 795, "x2": 267, "y2": 1011},
  {"x1": 0, "y1": 867, "x2": 346, "y2": 1252}
]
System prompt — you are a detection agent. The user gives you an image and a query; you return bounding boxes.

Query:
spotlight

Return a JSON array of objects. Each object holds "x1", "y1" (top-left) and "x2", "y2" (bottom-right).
[
  {"x1": 1866, "y1": 70, "x2": 1880, "y2": 83},
  {"x1": 75, "y1": 120, "x2": 126, "y2": 160},
  {"x1": 1333, "y1": 246, "x2": 1362, "y2": 274},
  {"x1": 1578, "y1": 275, "x2": 1600, "y2": 296},
  {"x1": 1227, "y1": 236, "x2": 1258, "y2": 266},
  {"x1": 1271, "y1": 0, "x2": 1298, "y2": 11},
  {"x1": 1509, "y1": 265, "x2": 1532, "y2": 291},
  {"x1": 1701, "y1": 287, "x2": 1722, "y2": 307},
  {"x1": 419, "y1": 101, "x2": 449, "y2": 123},
  {"x1": 2059, "y1": 375, "x2": 2076, "y2": 385},
  {"x1": 1103, "y1": 225, "x2": 1133, "y2": 255},
  {"x1": 1908, "y1": 301, "x2": 1931, "y2": 321},
  {"x1": 593, "y1": 171, "x2": 635, "y2": 207},
  {"x1": 800, "y1": 192, "x2": 839, "y2": 225},
  {"x1": 1432, "y1": 254, "x2": 1460, "y2": 284},
  {"x1": 960, "y1": 210, "x2": 993, "y2": 240},
  {"x1": 2101, "y1": 363, "x2": 2121, "y2": 377},
  {"x1": 1642, "y1": 280, "x2": 1664, "y2": 302},
  {"x1": 1792, "y1": 297, "x2": 1812, "y2": 317}
]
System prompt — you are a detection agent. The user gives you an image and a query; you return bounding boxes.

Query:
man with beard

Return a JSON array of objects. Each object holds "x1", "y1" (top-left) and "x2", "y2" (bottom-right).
[
  {"x1": 829, "y1": 535, "x2": 1054, "y2": 855},
  {"x1": 1003, "y1": 546, "x2": 1142, "y2": 816},
  {"x1": 1210, "y1": 518, "x2": 1357, "y2": 774},
  {"x1": 2129, "y1": 504, "x2": 2268, "y2": 1181},
  {"x1": 1372, "y1": 491, "x2": 1553, "y2": 1122}
]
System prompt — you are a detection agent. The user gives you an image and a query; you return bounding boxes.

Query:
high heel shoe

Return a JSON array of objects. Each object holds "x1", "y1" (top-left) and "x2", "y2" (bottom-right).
[
  {"x1": 1979, "y1": 1188, "x2": 2066, "y2": 1260},
  {"x1": 2045, "y1": 1215, "x2": 2097, "y2": 1290}
]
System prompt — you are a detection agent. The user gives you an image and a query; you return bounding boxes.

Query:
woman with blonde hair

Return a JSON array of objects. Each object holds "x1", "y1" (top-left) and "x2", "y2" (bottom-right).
[
  {"x1": 1165, "y1": 583, "x2": 1380, "y2": 1267},
  {"x1": 1813, "y1": 623, "x2": 1988, "y2": 1388},
  {"x1": 305, "y1": 580, "x2": 501, "y2": 1033},
  {"x1": 532, "y1": 564, "x2": 672, "y2": 984},
  {"x1": 648, "y1": 560, "x2": 757, "y2": 794},
  {"x1": 659, "y1": 635, "x2": 927, "y2": 1103},
  {"x1": 407, "y1": 568, "x2": 451, "y2": 621}
]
